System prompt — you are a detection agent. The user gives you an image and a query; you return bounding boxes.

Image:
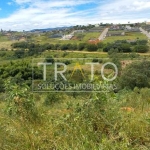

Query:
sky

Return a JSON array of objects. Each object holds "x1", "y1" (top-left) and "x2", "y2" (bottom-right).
[{"x1": 0, "y1": 0, "x2": 150, "y2": 31}]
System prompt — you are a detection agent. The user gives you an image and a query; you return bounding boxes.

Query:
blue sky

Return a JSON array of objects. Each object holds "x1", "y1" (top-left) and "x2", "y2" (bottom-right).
[{"x1": 0, "y1": 0, "x2": 150, "y2": 31}]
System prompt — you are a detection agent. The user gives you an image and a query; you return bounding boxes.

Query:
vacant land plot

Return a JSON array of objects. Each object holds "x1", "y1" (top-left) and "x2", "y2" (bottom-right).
[
  {"x1": 0, "y1": 41, "x2": 14, "y2": 50},
  {"x1": 104, "y1": 32, "x2": 147, "y2": 43},
  {"x1": 32, "y1": 32, "x2": 101, "y2": 44},
  {"x1": 82, "y1": 32, "x2": 100, "y2": 41},
  {"x1": 0, "y1": 35, "x2": 9, "y2": 42}
]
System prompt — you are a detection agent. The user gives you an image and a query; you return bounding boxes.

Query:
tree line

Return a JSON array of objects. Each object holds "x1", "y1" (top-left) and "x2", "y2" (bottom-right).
[{"x1": 103, "y1": 40, "x2": 149, "y2": 53}]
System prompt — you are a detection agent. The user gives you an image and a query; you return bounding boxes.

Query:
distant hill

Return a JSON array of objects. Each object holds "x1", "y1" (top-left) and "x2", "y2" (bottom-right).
[{"x1": 30, "y1": 26, "x2": 72, "y2": 32}]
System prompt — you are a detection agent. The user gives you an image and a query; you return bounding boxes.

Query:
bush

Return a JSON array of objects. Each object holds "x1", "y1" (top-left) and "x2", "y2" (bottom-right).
[
  {"x1": 137, "y1": 39, "x2": 148, "y2": 45},
  {"x1": 5, "y1": 81, "x2": 39, "y2": 122},
  {"x1": 78, "y1": 43, "x2": 86, "y2": 51},
  {"x1": 45, "y1": 55, "x2": 55, "y2": 63},
  {"x1": 134, "y1": 45, "x2": 149, "y2": 53},
  {"x1": 97, "y1": 42, "x2": 104, "y2": 49},
  {"x1": 120, "y1": 43, "x2": 131, "y2": 52},
  {"x1": 119, "y1": 60, "x2": 150, "y2": 89},
  {"x1": 0, "y1": 78, "x2": 4, "y2": 92},
  {"x1": 14, "y1": 49, "x2": 25, "y2": 58},
  {"x1": 86, "y1": 44, "x2": 98, "y2": 51},
  {"x1": 92, "y1": 58, "x2": 99, "y2": 62},
  {"x1": 44, "y1": 93, "x2": 61, "y2": 106},
  {"x1": 60, "y1": 44, "x2": 68, "y2": 50}
]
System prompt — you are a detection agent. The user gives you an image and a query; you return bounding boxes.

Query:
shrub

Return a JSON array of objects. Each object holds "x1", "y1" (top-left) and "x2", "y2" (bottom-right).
[
  {"x1": 86, "y1": 43, "x2": 98, "y2": 51},
  {"x1": 45, "y1": 55, "x2": 55, "y2": 63},
  {"x1": 134, "y1": 45, "x2": 149, "y2": 53},
  {"x1": 119, "y1": 60, "x2": 150, "y2": 89},
  {"x1": 44, "y1": 93, "x2": 61, "y2": 106},
  {"x1": 14, "y1": 49, "x2": 25, "y2": 58},
  {"x1": 0, "y1": 78, "x2": 4, "y2": 92},
  {"x1": 5, "y1": 80, "x2": 39, "y2": 122},
  {"x1": 78, "y1": 43, "x2": 86, "y2": 51}
]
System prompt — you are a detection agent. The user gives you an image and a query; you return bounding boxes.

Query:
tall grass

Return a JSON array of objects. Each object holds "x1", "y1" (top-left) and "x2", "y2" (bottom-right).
[{"x1": 0, "y1": 87, "x2": 150, "y2": 149}]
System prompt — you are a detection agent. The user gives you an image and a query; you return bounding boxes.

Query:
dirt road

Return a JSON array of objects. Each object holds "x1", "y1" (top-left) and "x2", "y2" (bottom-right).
[
  {"x1": 139, "y1": 27, "x2": 150, "y2": 39},
  {"x1": 98, "y1": 28, "x2": 109, "y2": 41}
]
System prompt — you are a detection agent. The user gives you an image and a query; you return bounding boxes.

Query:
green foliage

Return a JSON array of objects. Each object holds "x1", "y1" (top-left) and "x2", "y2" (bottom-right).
[
  {"x1": 44, "y1": 93, "x2": 61, "y2": 106},
  {"x1": 104, "y1": 40, "x2": 149, "y2": 53},
  {"x1": 120, "y1": 60, "x2": 150, "y2": 89},
  {"x1": 14, "y1": 49, "x2": 25, "y2": 58},
  {"x1": 0, "y1": 61, "x2": 42, "y2": 84},
  {"x1": 86, "y1": 43, "x2": 98, "y2": 51},
  {"x1": 137, "y1": 39, "x2": 148, "y2": 45},
  {"x1": 11, "y1": 41, "x2": 28, "y2": 49},
  {"x1": 0, "y1": 78, "x2": 5, "y2": 92},
  {"x1": 0, "y1": 83, "x2": 150, "y2": 149},
  {"x1": 97, "y1": 42, "x2": 105, "y2": 49},
  {"x1": 45, "y1": 55, "x2": 54, "y2": 63},
  {"x1": 92, "y1": 58, "x2": 99, "y2": 62},
  {"x1": 120, "y1": 43, "x2": 131, "y2": 52},
  {"x1": 60, "y1": 44, "x2": 69, "y2": 50},
  {"x1": 78, "y1": 43, "x2": 86, "y2": 50},
  {"x1": 5, "y1": 80, "x2": 39, "y2": 122},
  {"x1": 134, "y1": 45, "x2": 149, "y2": 53}
]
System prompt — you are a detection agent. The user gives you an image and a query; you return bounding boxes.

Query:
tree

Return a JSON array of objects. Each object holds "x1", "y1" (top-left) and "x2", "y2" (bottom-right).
[
  {"x1": 120, "y1": 43, "x2": 131, "y2": 52},
  {"x1": 119, "y1": 60, "x2": 150, "y2": 89},
  {"x1": 78, "y1": 43, "x2": 86, "y2": 51},
  {"x1": 134, "y1": 45, "x2": 149, "y2": 53},
  {"x1": 60, "y1": 44, "x2": 68, "y2": 50},
  {"x1": 14, "y1": 49, "x2": 25, "y2": 58},
  {"x1": 86, "y1": 44, "x2": 98, "y2": 51},
  {"x1": 137, "y1": 40, "x2": 148, "y2": 45},
  {"x1": 97, "y1": 42, "x2": 104, "y2": 49},
  {"x1": 45, "y1": 55, "x2": 54, "y2": 63}
]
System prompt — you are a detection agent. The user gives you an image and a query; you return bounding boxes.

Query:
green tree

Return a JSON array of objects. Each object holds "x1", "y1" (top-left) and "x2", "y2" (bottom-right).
[
  {"x1": 78, "y1": 43, "x2": 86, "y2": 51},
  {"x1": 134, "y1": 45, "x2": 149, "y2": 53},
  {"x1": 119, "y1": 60, "x2": 150, "y2": 89},
  {"x1": 45, "y1": 55, "x2": 55, "y2": 63},
  {"x1": 14, "y1": 49, "x2": 25, "y2": 58},
  {"x1": 86, "y1": 44, "x2": 98, "y2": 51},
  {"x1": 120, "y1": 43, "x2": 131, "y2": 52}
]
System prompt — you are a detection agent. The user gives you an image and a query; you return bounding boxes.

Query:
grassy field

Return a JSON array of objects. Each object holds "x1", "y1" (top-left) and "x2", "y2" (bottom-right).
[
  {"x1": 0, "y1": 35, "x2": 9, "y2": 42},
  {"x1": 0, "y1": 84, "x2": 150, "y2": 149},
  {"x1": 104, "y1": 32, "x2": 147, "y2": 43},
  {"x1": 0, "y1": 46, "x2": 150, "y2": 149},
  {"x1": 31, "y1": 32, "x2": 100, "y2": 44},
  {"x1": 0, "y1": 41, "x2": 15, "y2": 49},
  {"x1": 0, "y1": 34, "x2": 13, "y2": 49}
]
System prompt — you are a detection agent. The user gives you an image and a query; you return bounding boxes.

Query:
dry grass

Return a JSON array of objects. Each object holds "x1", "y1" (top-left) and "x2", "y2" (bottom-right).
[{"x1": 0, "y1": 41, "x2": 14, "y2": 50}]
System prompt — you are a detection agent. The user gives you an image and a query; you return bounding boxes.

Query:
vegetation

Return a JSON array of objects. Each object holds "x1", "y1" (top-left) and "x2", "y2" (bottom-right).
[
  {"x1": 120, "y1": 60, "x2": 150, "y2": 89},
  {"x1": 103, "y1": 40, "x2": 149, "y2": 53},
  {"x1": 0, "y1": 27, "x2": 150, "y2": 149}
]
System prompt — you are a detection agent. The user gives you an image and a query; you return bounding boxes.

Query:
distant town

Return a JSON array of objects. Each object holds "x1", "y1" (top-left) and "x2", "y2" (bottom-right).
[{"x1": 1, "y1": 22, "x2": 150, "y2": 42}]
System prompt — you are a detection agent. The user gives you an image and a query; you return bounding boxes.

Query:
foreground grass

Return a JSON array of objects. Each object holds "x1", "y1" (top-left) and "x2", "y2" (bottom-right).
[{"x1": 0, "y1": 88, "x2": 150, "y2": 150}]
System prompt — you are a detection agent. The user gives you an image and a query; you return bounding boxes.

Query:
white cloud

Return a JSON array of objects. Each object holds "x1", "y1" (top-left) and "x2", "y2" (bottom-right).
[
  {"x1": 99, "y1": 0, "x2": 150, "y2": 15},
  {"x1": 13, "y1": 0, "x2": 33, "y2": 4},
  {"x1": 0, "y1": 0, "x2": 97, "y2": 31},
  {"x1": 0, "y1": 0, "x2": 150, "y2": 31},
  {"x1": 96, "y1": 0, "x2": 150, "y2": 23}
]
